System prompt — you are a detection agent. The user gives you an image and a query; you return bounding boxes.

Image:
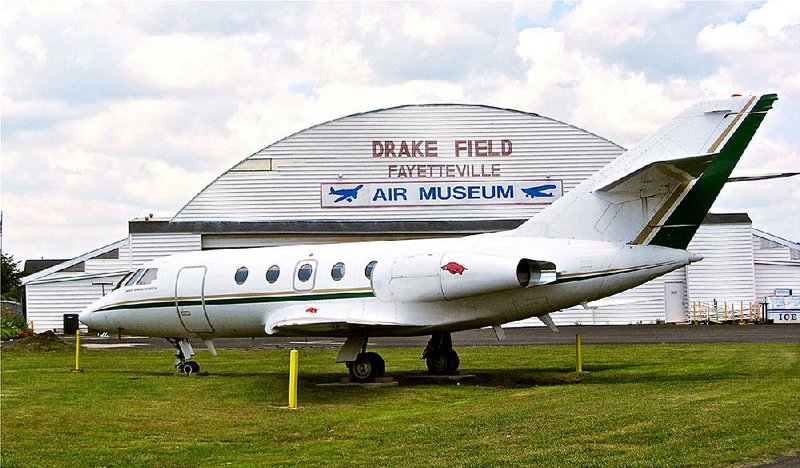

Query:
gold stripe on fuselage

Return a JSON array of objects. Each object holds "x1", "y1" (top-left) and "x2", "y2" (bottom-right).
[{"x1": 107, "y1": 286, "x2": 374, "y2": 309}]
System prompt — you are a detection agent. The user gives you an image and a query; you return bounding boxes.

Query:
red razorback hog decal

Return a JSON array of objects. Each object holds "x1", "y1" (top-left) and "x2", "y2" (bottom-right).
[{"x1": 441, "y1": 262, "x2": 468, "y2": 275}]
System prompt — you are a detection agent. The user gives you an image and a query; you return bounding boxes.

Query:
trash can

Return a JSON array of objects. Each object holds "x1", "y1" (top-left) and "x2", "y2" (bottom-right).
[{"x1": 63, "y1": 314, "x2": 80, "y2": 334}]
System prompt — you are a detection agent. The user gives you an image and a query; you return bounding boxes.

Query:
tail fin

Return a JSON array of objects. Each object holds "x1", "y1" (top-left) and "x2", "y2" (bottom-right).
[{"x1": 513, "y1": 94, "x2": 778, "y2": 248}]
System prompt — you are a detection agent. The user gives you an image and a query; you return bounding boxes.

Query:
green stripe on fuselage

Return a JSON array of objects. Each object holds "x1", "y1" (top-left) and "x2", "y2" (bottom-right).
[
  {"x1": 649, "y1": 94, "x2": 778, "y2": 249},
  {"x1": 100, "y1": 291, "x2": 375, "y2": 312}
]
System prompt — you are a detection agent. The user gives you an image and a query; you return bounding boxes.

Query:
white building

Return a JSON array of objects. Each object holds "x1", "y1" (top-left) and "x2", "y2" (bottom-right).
[{"x1": 22, "y1": 104, "x2": 800, "y2": 332}]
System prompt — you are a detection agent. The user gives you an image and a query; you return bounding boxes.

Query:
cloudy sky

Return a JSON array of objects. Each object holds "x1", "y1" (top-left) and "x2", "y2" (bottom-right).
[{"x1": 2, "y1": 1, "x2": 798, "y2": 263}]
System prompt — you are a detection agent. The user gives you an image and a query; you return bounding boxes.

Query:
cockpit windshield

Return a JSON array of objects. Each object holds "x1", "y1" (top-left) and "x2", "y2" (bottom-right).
[
  {"x1": 113, "y1": 271, "x2": 135, "y2": 291},
  {"x1": 137, "y1": 268, "x2": 158, "y2": 285},
  {"x1": 124, "y1": 269, "x2": 146, "y2": 287}
]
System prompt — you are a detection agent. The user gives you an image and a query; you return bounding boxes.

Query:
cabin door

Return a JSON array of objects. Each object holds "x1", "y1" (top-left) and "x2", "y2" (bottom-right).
[{"x1": 175, "y1": 266, "x2": 215, "y2": 333}]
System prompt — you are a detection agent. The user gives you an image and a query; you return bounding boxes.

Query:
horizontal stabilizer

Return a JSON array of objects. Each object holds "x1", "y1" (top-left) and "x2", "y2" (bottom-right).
[
  {"x1": 595, "y1": 153, "x2": 716, "y2": 193},
  {"x1": 727, "y1": 172, "x2": 800, "y2": 182}
]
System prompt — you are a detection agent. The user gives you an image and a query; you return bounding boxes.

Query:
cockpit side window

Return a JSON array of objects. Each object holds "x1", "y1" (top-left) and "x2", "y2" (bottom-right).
[
  {"x1": 114, "y1": 272, "x2": 135, "y2": 290},
  {"x1": 137, "y1": 268, "x2": 158, "y2": 285},
  {"x1": 124, "y1": 269, "x2": 145, "y2": 287}
]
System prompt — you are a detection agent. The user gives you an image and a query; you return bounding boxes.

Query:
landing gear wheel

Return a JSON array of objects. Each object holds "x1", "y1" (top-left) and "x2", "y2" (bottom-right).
[
  {"x1": 445, "y1": 349, "x2": 460, "y2": 374},
  {"x1": 426, "y1": 351, "x2": 449, "y2": 375},
  {"x1": 426, "y1": 349, "x2": 460, "y2": 375},
  {"x1": 179, "y1": 360, "x2": 201, "y2": 375},
  {"x1": 348, "y1": 352, "x2": 385, "y2": 382},
  {"x1": 363, "y1": 352, "x2": 386, "y2": 377}
]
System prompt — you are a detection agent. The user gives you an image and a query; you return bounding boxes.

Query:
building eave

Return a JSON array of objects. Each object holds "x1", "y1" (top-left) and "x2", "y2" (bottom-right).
[{"x1": 22, "y1": 239, "x2": 129, "y2": 285}]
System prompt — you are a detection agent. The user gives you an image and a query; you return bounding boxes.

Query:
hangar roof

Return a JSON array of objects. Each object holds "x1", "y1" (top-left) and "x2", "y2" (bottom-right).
[{"x1": 171, "y1": 104, "x2": 624, "y2": 224}]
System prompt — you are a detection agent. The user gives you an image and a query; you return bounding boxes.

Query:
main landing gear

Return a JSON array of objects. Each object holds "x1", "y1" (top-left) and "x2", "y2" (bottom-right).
[
  {"x1": 423, "y1": 332, "x2": 460, "y2": 375},
  {"x1": 337, "y1": 332, "x2": 461, "y2": 382},
  {"x1": 348, "y1": 351, "x2": 386, "y2": 383},
  {"x1": 168, "y1": 338, "x2": 201, "y2": 375}
]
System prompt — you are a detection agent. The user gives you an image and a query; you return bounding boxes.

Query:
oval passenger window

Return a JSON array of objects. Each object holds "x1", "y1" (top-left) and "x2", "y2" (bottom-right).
[
  {"x1": 266, "y1": 265, "x2": 280, "y2": 284},
  {"x1": 235, "y1": 267, "x2": 249, "y2": 285},
  {"x1": 297, "y1": 264, "x2": 313, "y2": 282},
  {"x1": 331, "y1": 262, "x2": 345, "y2": 281},
  {"x1": 364, "y1": 261, "x2": 377, "y2": 279}
]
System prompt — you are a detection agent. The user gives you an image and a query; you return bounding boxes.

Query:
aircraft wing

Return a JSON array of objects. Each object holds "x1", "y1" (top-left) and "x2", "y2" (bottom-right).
[{"x1": 265, "y1": 305, "x2": 421, "y2": 335}]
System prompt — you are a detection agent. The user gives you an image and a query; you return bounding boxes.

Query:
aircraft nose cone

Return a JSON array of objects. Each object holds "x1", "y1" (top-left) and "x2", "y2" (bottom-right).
[
  {"x1": 688, "y1": 253, "x2": 704, "y2": 263},
  {"x1": 79, "y1": 308, "x2": 94, "y2": 327}
]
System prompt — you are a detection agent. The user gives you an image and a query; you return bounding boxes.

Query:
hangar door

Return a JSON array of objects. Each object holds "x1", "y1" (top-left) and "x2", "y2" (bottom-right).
[
  {"x1": 175, "y1": 266, "x2": 215, "y2": 333},
  {"x1": 664, "y1": 281, "x2": 686, "y2": 323}
]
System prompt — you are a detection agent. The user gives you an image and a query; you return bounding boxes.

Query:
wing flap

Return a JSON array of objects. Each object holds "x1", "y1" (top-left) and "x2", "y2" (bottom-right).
[{"x1": 265, "y1": 305, "x2": 415, "y2": 335}]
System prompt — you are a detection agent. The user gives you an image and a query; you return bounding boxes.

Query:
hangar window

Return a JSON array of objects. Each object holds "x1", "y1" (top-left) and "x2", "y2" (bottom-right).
[
  {"x1": 266, "y1": 265, "x2": 280, "y2": 284},
  {"x1": 235, "y1": 267, "x2": 249, "y2": 285},
  {"x1": 364, "y1": 261, "x2": 377, "y2": 279},
  {"x1": 137, "y1": 268, "x2": 158, "y2": 285},
  {"x1": 297, "y1": 263, "x2": 313, "y2": 282},
  {"x1": 331, "y1": 262, "x2": 345, "y2": 281},
  {"x1": 124, "y1": 269, "x2": 145, "y2": 287}
]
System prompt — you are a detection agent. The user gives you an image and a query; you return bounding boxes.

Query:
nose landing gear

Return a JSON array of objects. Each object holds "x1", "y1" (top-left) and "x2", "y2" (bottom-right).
[{"x1": 167, "y1": 338, "x2": 201, "y2": 375}]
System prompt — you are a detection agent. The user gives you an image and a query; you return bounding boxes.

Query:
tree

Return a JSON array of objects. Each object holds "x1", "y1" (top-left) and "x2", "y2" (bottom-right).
[{"x1": 2, "y1": 252, "x2": 23, "y2": 302}]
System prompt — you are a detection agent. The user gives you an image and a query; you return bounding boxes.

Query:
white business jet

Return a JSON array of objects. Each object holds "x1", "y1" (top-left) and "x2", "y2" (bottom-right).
[{"x1": 80, "y1": 94, "x2": 777, "y2": 381}]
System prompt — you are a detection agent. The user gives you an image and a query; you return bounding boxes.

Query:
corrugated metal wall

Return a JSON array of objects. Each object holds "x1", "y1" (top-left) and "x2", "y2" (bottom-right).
[
  {"x1": 26, "y1": 274, "x2": 127, "y2": 332},
  {"x1": 752, "y1": 235, "x2": 800, "y2": 300},
  {"x1": 130, "y1": 233, "x2": 202, "y2": 265},
  {"x1": 686, "y1": 223, "x2": 755, "y2": 303},
  {"x1": 173, "y1": 105, "x2": 623, "y2": 222},
  {"x1": 754, "y1": 264, "x2": 800, "y2": 301}
]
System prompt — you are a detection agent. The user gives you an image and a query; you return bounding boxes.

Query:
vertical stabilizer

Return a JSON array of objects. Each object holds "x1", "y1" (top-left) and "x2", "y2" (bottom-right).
[{"x1": 512, "y1": 94, "x2": 777, "y2": 248}]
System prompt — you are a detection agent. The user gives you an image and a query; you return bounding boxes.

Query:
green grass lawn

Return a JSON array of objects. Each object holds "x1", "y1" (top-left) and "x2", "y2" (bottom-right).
[{"x1": 2, "y1": 342, "x2": 798, "y2": 467}]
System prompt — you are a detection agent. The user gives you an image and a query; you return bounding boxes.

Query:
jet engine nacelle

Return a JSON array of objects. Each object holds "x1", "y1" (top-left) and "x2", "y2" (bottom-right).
[{"x1": 371, "y1": 253, "x2": 557, "y2": 302}]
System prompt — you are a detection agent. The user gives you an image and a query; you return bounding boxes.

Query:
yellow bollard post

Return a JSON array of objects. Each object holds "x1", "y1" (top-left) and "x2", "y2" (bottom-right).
[
  {"x1": 71, "y1": 330, "x2": 84, "y2": 373},
  {"x1": 288, "y1": 349, "x2": 299, "y2": 409},
  {"x1": 576, "y1": 333, "x2": 583, "y2": 373}
]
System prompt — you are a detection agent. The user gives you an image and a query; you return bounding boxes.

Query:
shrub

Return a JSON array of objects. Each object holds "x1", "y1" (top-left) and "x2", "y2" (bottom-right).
[{"x1": 1, "y1": 307, "x2": 30, "y2": 341}]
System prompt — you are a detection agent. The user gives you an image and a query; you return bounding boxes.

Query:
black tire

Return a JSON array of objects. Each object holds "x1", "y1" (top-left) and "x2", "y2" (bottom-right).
[
  {"x1": 426, "y1": 351, "x2": 450, "y2": 375},
  {"x1": 179, "y1": 361, "x2": 200, "y2": 375},
  {"x1": 363, "y1": 352, "x2": 385, "y2": 377},
  {"x1": 348, "y1": 354, "x2": 377, "y2": 383},
  {"x1": 445, "y1": 349, "x2": 460, "y2": 374}
]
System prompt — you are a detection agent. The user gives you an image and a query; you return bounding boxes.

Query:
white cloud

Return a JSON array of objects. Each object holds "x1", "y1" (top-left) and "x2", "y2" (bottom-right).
[
  {"x1": 697, "y1": 1, "x2": 800, "y2": 52},
  {"x1": 124, "y1": 33, "x2": 268, "y2": 92},
  {"x1": 562, "y1": 1, "x2": 683, "y2": 47},
  {"x1": 515, "y1": 26, "x2": 691, "y2": 145},
  {"x1": 15, "y1": 35, "x2": 47, "y2": 67}
]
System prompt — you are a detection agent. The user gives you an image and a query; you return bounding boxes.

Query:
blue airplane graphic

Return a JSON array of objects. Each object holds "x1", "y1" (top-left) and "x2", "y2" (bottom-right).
[
  {"x1": 329, "y1": 184, "x2": 365, "y2": 203},
  {"x1": 522, "y1": 184, "x2": 557, "y2": 198}
]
